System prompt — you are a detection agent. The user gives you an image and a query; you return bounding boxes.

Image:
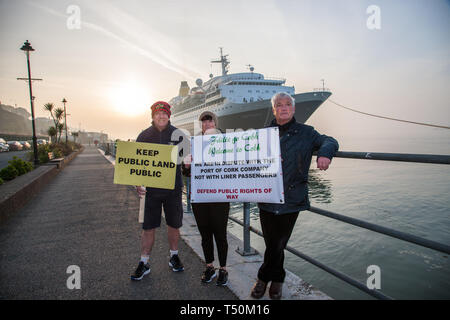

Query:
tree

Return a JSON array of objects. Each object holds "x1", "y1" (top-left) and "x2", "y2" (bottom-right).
[
  {"x1": 44, "y1": 103, "x2": 66, "y2": 143},
  {"x1": 47, "y1": 126, "x2": 57, "y2": 143},
  {"x1": 54, "y1": 108, "x2": 64, "y2": 143},
  {"x1": 44, "y1": 103, "x2": 57, "y2": 128}
]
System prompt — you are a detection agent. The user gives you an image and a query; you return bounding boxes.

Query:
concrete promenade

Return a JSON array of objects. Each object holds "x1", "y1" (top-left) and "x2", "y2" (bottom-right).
[{"x1": 0, "y1": 146, "x2": 238, "y2": 299}]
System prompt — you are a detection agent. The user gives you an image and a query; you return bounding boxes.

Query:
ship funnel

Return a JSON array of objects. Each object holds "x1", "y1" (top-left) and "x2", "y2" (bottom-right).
[{"x1": 179, "y1": 81, "x2": 189, "y2": 97}]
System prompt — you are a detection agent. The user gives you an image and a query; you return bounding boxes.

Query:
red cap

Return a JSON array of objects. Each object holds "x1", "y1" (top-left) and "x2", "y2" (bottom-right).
[{"x1": 151, "y1": 101, "x2": 171, "y2": 117}]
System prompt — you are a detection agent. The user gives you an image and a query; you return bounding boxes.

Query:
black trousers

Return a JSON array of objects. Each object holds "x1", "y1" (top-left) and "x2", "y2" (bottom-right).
[
  {"x1": 257, "y1": 209, "x2": 299, "y2": 283},
  {"x1": 192, "y1": 202, "x2": 230, "y2": 267}
]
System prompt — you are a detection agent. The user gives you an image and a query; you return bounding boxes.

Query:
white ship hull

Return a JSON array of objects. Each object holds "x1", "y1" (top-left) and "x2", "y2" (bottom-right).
[{"x1": 172, "y1": 91, "x2": 331, "y2": 134}]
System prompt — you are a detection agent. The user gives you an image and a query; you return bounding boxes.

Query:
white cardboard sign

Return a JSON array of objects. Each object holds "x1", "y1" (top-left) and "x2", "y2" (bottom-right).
[{"x1": 190, "y1": 127, "x2": 284, "y2": 203}]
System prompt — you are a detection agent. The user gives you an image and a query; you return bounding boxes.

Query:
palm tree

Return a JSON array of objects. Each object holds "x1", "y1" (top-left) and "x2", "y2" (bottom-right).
[
  {"x1": 44, "y1": 103, "x2": 59, "y2": 142},
  {"x1": 47, "y1": 126, "x2": 57, "y2": 143},
  {"x1": 44, "y1": 103, "x2": 56, "y2": 126},
  {"x1": 56, "y1": 123, "x2": 64, "y2": 143},
  {"x1": 54, "y1": 108, "x2": 65, "y2": 143}
]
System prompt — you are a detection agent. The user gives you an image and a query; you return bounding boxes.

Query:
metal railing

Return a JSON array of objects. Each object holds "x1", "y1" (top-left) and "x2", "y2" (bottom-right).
[
  {"x1": 335, "y1": 151, "x2": 450, "y2": 165},
  {"x1": 313, "y1": 87, "x2": 331, "y2": 92},
  {"x1": 99, "y1": 142, "x2": 117, "y2": 158},
  {"x1": 187, "y1": 151, "x2": 450, "y2": 300}
]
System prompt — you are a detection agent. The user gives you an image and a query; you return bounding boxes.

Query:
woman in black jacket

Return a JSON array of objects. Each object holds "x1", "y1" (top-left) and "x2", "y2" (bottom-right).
[{"x1": 182, "y1": 111, "x2": 230, "y2": 286}]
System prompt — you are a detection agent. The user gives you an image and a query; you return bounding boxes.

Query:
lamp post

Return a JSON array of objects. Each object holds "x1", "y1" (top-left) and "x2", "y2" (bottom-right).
[
  {"x1": 62, "y1": 98, "x2": 68, "y2": 143},
  {"x1": 20, "y1": 40, "x2": 39, "y2": 166}
]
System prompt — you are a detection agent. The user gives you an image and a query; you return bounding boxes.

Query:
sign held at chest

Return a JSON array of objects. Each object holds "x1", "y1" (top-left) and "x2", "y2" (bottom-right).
[{"x1": 114, "y1": 141, "x2": 178, "y2": 189}]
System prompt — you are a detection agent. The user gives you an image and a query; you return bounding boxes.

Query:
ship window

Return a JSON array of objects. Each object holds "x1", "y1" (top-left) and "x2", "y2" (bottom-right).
[{"x1": 248, "y1": 90, "x2": 252, "y2": 93}]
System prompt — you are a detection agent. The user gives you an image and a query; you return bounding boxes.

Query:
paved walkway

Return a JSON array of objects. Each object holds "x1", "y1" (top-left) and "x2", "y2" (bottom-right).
[{"x1": 0, "y1": 146, "x2": 238, "y2": 300}]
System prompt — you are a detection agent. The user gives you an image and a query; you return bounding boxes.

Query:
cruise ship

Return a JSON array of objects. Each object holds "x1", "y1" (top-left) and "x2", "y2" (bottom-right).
[{"x1": 170, "y1": 49, "x2": 331, "y2": 133}]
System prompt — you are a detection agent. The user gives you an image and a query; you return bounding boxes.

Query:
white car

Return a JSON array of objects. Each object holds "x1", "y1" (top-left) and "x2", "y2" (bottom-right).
[
  {"x1": 0, "y1": 142, "x2": 9, "y2": 152},
  {"x1": 37, "y1": 139, "x2": 47, "y2": 145}
]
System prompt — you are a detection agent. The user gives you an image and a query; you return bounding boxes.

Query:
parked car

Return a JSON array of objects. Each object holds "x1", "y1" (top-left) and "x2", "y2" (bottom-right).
[
  {"x1": 37, "y1": 139, "x2": 47, "y2": 145},
  {"x1": 7, "y1": 141, "x2": 23, "y2": 151},
  {"x1": 19, "y1": 141, "x2": 32, "y2": 149},
  {"x1": 0, "y1": 142, "x2": 9, "y2": 152},
  {"x1": 0, "y1": 138, "x2": 6, "y2": 144}
]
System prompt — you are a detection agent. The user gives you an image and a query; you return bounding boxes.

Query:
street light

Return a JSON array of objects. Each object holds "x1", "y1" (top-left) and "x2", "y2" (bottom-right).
[
  {"x1": 20, "y1": 40, "x2": 39, "y2": 166},
  {"x1": 62, "y1": 98, "x2": 68, "y2": 143}
]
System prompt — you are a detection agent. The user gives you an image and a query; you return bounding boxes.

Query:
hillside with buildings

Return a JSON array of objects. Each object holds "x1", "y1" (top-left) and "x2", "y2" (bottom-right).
[
  {"x1": 0, "y1": 103, "x2": 55, "y2": 137},
  {"x1": 1, "y1": 103, "x2": 109, "y2": 143}
]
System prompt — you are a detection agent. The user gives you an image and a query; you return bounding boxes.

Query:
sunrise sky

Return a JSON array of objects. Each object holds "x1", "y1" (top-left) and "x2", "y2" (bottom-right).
[{"x1": 1, "y1": 0, "x2": 449, "y2": 153}]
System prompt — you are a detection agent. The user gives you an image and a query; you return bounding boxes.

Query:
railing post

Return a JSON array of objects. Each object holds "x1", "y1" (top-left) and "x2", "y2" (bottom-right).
[
  {"x1": 236, "y1": 202, "x2": 257, "y2": 256},
  {"x1": 185, "y1": 177, "x2": 192, "y2": 213}
]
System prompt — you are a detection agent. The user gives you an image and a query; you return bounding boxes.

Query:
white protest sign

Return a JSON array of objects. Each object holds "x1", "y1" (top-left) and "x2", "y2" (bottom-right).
[{"x1": 190, "y1": 127, "x2": 284, "y2": 203}]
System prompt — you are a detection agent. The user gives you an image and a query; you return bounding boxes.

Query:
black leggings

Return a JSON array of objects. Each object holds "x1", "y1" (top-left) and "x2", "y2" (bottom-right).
[{"x1": 192, "y1": 202, "x2": 230, "y2": 267}]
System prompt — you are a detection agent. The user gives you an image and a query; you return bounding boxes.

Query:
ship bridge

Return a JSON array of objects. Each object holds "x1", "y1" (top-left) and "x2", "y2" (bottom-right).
[
  {"x1": 203, "y1": 72, "x2": 285, "y2": 89},
  {"x1": 215, "y1": 73, "x2": 294, "y2": 104}
]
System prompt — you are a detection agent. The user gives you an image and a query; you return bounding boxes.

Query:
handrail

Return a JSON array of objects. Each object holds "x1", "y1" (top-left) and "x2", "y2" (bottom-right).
[
  {"x1": 334, "y1": 151, "x2": 450, "y2": 165},
  {"x1": 229, "y1": 201, "x2": 450, "y2": 299},
  {"x1": 228, "y1": 214, "x2": 393, "y2": 300},
  {"x1": 309, "y1": 206, "x2": 450, "y2": 254},
  {"x1": 313, "y1": 88, "x2": 331, "y2": 92}
]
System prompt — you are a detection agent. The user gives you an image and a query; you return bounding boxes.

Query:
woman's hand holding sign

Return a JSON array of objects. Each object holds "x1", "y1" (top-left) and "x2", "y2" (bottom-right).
[{"x1": 183, "y1": 154, "x2": 192, "y2": 169}]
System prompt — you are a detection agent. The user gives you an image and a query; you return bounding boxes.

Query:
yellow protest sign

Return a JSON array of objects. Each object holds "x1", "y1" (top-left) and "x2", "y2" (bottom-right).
[{"x1": 113, "y1": 141, "x2": 178, "y2": 189}]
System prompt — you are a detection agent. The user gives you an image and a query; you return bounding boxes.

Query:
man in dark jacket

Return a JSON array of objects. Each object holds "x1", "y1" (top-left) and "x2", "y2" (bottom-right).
[
  {"x1": 251, "y1": 92, "x2": 339, "y2": 299},
  {"x1": 131, "y1": 101, "x2": 186, "y2": 281}
]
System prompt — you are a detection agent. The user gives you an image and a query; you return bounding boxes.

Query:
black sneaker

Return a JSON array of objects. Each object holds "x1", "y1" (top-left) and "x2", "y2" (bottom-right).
[
  {"x1": 216, "y1": 269, "x2": 228, "y2": 286},
  {"x1": 131, "y1": 262, "x2": 150, "y2": 281},
  {"x1": 169, "y1": 254, "x2": 184, "y2": 272},
  {"x1": 201, "y1": 266, "x2": 216, "y2": 283}
]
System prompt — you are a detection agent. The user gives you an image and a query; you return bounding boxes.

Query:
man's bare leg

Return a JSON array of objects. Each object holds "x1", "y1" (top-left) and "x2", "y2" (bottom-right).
[
  {"x1": 141, "y1": 229, "x2": 156, "y2": 256},
  {"x1": 167, "y1": 226, "x2": 179, "y2": 251},
  {"x1": 131, "y1": 229, "x2": 155, "y2": 280}
]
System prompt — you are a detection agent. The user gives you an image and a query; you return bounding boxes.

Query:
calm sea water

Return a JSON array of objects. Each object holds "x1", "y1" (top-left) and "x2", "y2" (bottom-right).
[{"x1": 224, "y1": 135, "x2": 450, "y2": 300}]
